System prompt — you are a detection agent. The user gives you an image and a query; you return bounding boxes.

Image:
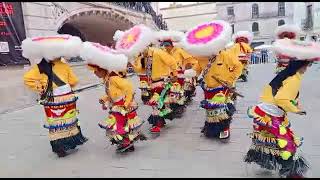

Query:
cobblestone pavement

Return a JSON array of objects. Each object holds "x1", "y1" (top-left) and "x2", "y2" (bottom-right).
[{"x1": 0, "y1": 63, "x2": 319, "y2": 177}]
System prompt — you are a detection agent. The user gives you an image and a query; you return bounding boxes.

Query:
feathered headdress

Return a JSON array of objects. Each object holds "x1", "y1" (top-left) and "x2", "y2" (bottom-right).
[
  {"x1": 156, "y1": 30, "x2": 184, "y2": 42},
  {"x1": 232, "y1": 31, "x2": 253, "y2": 44},
  {"x1": 273, "y1": 39, "x2": 320, "y2": 61},
  {"x1": 275, "y1": 24, "x2": 301, "y2": 39},
  {"x1": 113, "y1": 30, "x2": 125, "y2": 41},
  {"x1": 21, "y1": 34, "x2": 82, "y2": 63},
  {"x1": 80, "y1": 42, "x2": 128, "y2": 72},
  {"x1": 181, "y1": 20, "x2": 232, "y2": 57},
  {"x1": 115, "y1": 24, "x2": 156, "y2": 61}
]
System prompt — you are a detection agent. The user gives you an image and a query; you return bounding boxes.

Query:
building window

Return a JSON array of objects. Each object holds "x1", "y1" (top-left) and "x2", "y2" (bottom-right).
[
  {"x1": 252, "y1": 3, "x2": 259, "y2": 18},
  {"x1": 278, "y1": 2, "x2": 285, "y2": 16},
  {"x1": 231, "y1": 24, "x2": 235, "y2": 33},
  {"x1": 227, "y1": 6, "x2": 234, "y2": 16},
  {"x1": 278, "y1": 19, "x2": 285, "y2": 26},
  {"x1": 252, "y1": 22, "x2": 259, "y2": 32},
  {"x1": 300, "y1": 36, "x2": 305, "y2": 41},
  {"x1": 306, "y1": 5, "x2": 313, "y2": 30}
]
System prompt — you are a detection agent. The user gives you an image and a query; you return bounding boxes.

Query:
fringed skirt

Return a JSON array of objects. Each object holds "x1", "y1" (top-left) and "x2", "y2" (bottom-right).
[
  {"x1": 98, "y1": 98, "x2": 144, "y2": 145},
  {"x1": 200, "y1": 86, "x2": 234, "y2": 138},
  {"x1": 138, "y1": 74, "x2": 151, "y2": 103},
  {"x1": 147, "y1": 80, "x2": 173, "y2": 125},
  {"x1": 245, "y1": 103, "x2": 309, "y2": 177},
  {"x1": 41, "y1": 92, "x2": 87, "y2": 153}
]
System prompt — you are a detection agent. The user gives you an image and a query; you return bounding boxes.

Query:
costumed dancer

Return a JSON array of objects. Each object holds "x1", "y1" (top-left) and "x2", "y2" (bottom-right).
[
  {"x1": 115, "y1": 24, "x2": 178, "y2": 134},
  {"x1": 244, "y1": 38, "x2": 320, "y2": 178},
  {"x1": 274, "y1": 24, "x2": 301, "y2": 74},
  {"x1": 131, "y1": 50, "x2": 152, "y2": 104},
  {"x1": 157, "y1": 30, "x2": 199, "y2": 106},
  {"x1": 80, "y1": 42, "x2": 146, "y2": 153},
  {"x1": 22, "y1": 35, "x2": 88, "y2": 157},
  {"x1": 231, "y1": 31, "x2": 253, "y2": 82},
  {"x1": 181, "y1": 20, "x2": 243, "y2": 141}
]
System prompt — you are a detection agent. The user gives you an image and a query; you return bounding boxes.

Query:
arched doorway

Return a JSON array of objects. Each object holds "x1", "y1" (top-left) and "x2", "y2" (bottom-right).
[
  {"x1": 56, "y1": 8, "x2": 135, "y2": 46},
  {"x1": 57, "y1": 23, "x2": 86, "y2": 41}
]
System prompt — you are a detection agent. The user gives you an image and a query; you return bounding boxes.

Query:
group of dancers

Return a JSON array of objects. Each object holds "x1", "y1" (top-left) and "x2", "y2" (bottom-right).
[{"x1": 22, "y1": 20, "x2": 320, "y2": 178}]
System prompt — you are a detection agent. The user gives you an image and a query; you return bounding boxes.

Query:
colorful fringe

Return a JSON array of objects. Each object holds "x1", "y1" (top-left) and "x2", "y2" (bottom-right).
[
  {"x1": 245, "y1": 104, "x2": 309, "y2": 177},
  {"x1": 201, "y1": 86, "x2": 233, "y2": 138},
  {"x1": 41, "y1": 92, "x2": 87, "y2": 153},
  {"x1": 98, "y1": 99, "x2": 144, "y2": 144},
  {"x1": 138, "y1": 74, "x2": 151, "y2": 103}
]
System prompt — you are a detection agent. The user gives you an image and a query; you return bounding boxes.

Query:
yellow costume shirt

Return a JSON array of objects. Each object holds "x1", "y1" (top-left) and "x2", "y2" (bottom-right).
[
  {"x1": 204, "y1": 49, "x2": 243, "y2": 88},
  {"x1": 132, "y1": 47, "x2": 178, "y2": 81},
  {"x1": 101, "y1": 75, "x2": 134, "y2": 107},
  {"x1": 23, "y1": 59, "x2": 79, "y2": 92},
  {"x1": 167, "y1": 47, "x2": 199, "y2": 70},
  {"x1": 260, "y1": 72, "x2": 302, "y2": 113}
]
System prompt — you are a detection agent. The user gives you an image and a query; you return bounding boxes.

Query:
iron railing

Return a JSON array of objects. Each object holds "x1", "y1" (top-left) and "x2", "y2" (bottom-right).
[{"x1": 110, "y1": 2, "x2": 167, "y2": 30}]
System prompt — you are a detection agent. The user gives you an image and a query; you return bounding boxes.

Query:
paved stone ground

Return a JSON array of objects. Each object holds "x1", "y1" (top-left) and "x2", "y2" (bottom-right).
[
  {"x1": 0, "y1": 64, "x2": 100, "y2": 114},
  {"x1": 0, "y1": 63, "x2": 320, "y2": 177}
]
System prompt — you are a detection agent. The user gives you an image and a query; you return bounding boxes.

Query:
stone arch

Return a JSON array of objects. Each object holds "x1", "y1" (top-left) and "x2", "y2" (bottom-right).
[{"x1": 55, "y1": 7, "x2": 136, "y2": 45}]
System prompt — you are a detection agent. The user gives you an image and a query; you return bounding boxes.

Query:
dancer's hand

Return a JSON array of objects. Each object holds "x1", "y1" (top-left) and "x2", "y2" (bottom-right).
[
  {"x1": 102, "y1": 104, "x2": 108, "y2": 110},
  {"x1": 296, "y1": 111, "x2": 306, "y2": 115},
  {"x1": 99, "y1": 98, "x2": 105, "y2": 104}
]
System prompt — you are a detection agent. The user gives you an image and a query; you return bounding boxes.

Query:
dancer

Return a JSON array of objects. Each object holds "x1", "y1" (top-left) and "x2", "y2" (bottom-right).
[
  {"x1": 181, "y1": 20, "x2": 242, "y2": 141},
  {"x1": 132, "y1": 50, "x2": 152, "y2": 104},
  {"x1": 244, "y1": 38, "x2": 320, "y2": 178},
  {"x1": 274, "y1": 24, "x2": 301, "y2": 74},
  {"x1": 158, "y1": 31, "x2": 198, "y2": 105},
  {"x1": 80, "y1": 42, "x2": 146, "y2": 153},
  {"x1": 114, "y1": 25, "x2": 178, "y2": 134},
  {"x1": 231, "y1": 31, "x2": 253, "y2": 82},
  {"x1": 22, "y1": 35, "x2": 88, "y2": 157}
]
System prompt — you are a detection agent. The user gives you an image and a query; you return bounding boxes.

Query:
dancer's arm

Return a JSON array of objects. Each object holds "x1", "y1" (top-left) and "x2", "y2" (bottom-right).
[
  {"x1": 23, "y1": 65, "x2": 47, "y2": 92},
  {"x1": 274, "y1": 75, "x2": 301, "y2": 113}
]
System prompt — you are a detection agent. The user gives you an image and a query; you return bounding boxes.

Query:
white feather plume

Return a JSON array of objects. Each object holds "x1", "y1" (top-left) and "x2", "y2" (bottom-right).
[
  {"x1": 184, "y1": 69, "x2": 197, "y2": 78},
  {"x1": 225, "y1": 41, "x2": 235, "y2": 49},
  {"x1": 113, "y1": 30, "x2": 124, "y2": 41},
  {"x1": 275, "y1": 24, "x2": 301, "y2": 39},
  {"x1": 273, "y1": 39, "x2": 320, "y2": 60},
  {"x1": 80, "y1": 42, "x2": 128, "y2": 72},
  {"x1": 232, "y1": 31, "x2": 253, "y2": 44},
  {"x1": 115, "y1": 24, "x2": 156, "y2": 61},
  {"x1": 156, "y1": 30, "x2": 184, "y2": 42},
  {"x1": 181, "y1": 20, "x2": 232, "y2": 57},
  {"x1": 21, "y1": 34, "x2": 82, "y2": 63}
]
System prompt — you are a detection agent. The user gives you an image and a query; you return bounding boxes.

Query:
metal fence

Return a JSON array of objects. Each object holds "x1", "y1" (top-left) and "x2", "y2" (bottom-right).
[{"x1": 250, "y1": 50, "x2": 276, "y2": 64}]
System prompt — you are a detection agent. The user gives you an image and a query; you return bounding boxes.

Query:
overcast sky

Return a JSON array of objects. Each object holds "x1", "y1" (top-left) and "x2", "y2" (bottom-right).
[{"x1": 159, "y1": 2, "x2": 201, "y2": 8}]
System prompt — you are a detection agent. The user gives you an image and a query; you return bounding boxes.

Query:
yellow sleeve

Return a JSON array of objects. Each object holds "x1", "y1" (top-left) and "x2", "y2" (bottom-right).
[
  {"x1": 100, "y1": 94, "x2": 109, "y2": 103},
  {"x1": 179, "y1": 48, "x2": 193, "y2": 60},
  {"x1": 113, "y1": 76, "x2": 134, "y2": 107},
  {"x1": 158, "y1": 50, "x2": 178, "y2": 75},
  {"x1": 66, "y1": 65, "x2": 79, "y2": 88},
  {"x1": 226, "y1": 49, "x2": 243, "y2": 82},
  {"x1": 132, "y1": 55, "x2": 143, "y2": 73},
  {"x1": 23, "y1": 65, "x2": 47, "y2": 92},
  {"x1": 274, "y1": 75, "x2": 301, "y2": 113},
  {"x1": 240, "y1": 42, "x2": 253, "y2": 53}
]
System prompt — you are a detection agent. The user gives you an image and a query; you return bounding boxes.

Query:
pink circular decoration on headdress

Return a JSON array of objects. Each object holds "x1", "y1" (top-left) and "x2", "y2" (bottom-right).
[
  {"x1": 186, "y1": 23, "x2": 223, "y2": 44},
  {"x1": 117, "y1": 26, "x2": 141, "y2": 50},
  {"x1": 181, "y1": 20, "x2": 232, "y2": 57}
]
